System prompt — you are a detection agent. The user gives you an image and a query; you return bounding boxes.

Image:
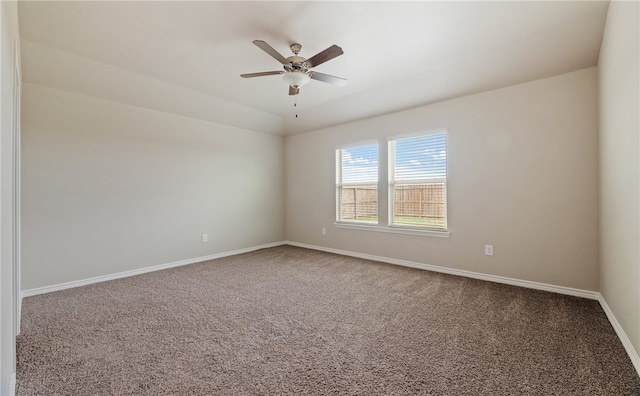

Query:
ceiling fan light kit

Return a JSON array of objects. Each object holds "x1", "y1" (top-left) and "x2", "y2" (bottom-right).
[
  {"x1": 241, "y1": 40, "x2": 347, "y2": 96},
  {"x1": 282, "y1": 71, "x2": 311, "y2": 88}
]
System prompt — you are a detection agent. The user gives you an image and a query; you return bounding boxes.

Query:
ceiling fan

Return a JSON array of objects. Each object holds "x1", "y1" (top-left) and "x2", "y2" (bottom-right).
[{"x1": 241, "y1": 40, "x2": 347, "y2": 96}]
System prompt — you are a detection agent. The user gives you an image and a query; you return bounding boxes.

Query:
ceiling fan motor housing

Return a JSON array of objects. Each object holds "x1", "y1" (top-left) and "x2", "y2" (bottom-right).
[{"x1": 283, "y1": 56, "x2": 309, "y2": 73}]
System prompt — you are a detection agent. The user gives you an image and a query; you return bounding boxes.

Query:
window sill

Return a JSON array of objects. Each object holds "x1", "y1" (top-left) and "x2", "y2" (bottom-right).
[{"x1": 334, "y1": 222, "x2": 450, "y2": 238}]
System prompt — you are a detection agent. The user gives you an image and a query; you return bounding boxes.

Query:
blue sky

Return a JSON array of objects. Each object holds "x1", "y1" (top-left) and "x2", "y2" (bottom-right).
[
  {"x1": 340, "y1": 133, "x2": 446, "y2": 184},
  {"x1": 340, "y1": 144, "x2": 378, "y2": 184},
  {"x1": 394, "y1": 134, "x2": 447, "y2": 181}
]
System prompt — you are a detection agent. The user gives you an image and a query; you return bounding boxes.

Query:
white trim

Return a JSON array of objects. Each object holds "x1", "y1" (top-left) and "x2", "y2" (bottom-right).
[
  {"x1": 10, "y1": 373, "x2": 15, "y2": 396},
  {"x1": 335, "y1": 222, "x2": 450, "y2": 238},
  {"x1": 284, "y1": 241, "x2": 598, "y2": 300},
  {"x1": 12, "y1": 38, "x2": 21, "y2": 337},
  {"x1": 21, "y1": 242, "x2": 286, "y2": 298},
  {"x1": 17, "y1": 241, "x2": 640, "y2": 379},
  {"x1": 597, "y1": 294, "x2": 640, "y2": 377},
  {"x1": 285, "y1": 241, "x2": 640, "y2": 376}
]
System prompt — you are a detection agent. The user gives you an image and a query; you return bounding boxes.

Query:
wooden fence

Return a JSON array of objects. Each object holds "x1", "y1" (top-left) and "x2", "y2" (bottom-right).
[
  {"x1": 339, "y1": 185, "x2": 378, "y2": 221},
  {"x1": 392, "y1": 183, "x2": 445, "y2": 225},
  {"x1": 340, "y1": 183, "x2": 445, "y2": 224}
]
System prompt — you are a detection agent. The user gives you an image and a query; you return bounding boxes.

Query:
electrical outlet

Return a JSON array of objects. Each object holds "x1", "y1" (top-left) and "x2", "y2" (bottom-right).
[
  {"x1": 322, "y1": 227, "x2": 326, "y2": 236},
  {"x1": 485, "y1": 244, "x2": 493, "y2": 256},
  {"x1": 202, "y1": 234, "x2": 208, "y2": 243}
]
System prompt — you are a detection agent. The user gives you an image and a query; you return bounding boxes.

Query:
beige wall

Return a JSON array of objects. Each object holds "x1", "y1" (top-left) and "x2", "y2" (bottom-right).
[
  {"x1": 21, "y1": 83, "x2": 285, "y2": 290},
  {"x1": 599, "y1": 1, "x2": 640, "y2": 355},
  {"x1": 286, "y1": 68, "x2": 599, "y2": 291}
]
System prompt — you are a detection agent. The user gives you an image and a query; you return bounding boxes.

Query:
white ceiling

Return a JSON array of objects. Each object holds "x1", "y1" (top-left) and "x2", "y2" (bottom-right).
[{"x1": 18, "y1": 1, "x2": 609, "y2": 136}]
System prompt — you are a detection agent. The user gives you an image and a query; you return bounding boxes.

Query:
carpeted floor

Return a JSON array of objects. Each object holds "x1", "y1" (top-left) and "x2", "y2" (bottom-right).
[{"x1": 16, "y1": 245, "x2": 640, "y2": 395}]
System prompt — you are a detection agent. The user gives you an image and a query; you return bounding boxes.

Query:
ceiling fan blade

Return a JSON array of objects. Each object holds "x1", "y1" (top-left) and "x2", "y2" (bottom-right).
[
  {"x1": 253, "y1": 40, "x2": 288, "y2": 64},
  {"x1": 309, "y1": 71, "x2": 348, "y2": 87},
  {"x1": 240, "y1": 71, "x2": 284, "y2": 78},
  {"x1": 289, "y1": 85, "x2": 300, "y2": 96},
  {"x1": 305, "y1": 45, "x2": 343, "y2": 68}
]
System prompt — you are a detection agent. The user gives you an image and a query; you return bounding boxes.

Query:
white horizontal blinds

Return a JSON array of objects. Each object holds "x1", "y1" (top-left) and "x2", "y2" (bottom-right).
[
  {"x1": 389, "y1": 132, "x2": 447, "y2": 230},
  {"x1": 336, "y1": 143, "x2": 379, "y2": 223}
]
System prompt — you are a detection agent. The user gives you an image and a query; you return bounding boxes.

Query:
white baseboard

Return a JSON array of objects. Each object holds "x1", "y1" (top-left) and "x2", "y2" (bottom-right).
[
  {"x1": 21, "y1": 241, "x2": 286, "y2": 298},
  {"x1": 597, "y1": 294, "x2": 640, "y2": 376},
  {"x1": 19, "y1": 240, "x2": 639, "y2": 379},
  {"x1": 285, "y1": 241, "x2": 599, "y2": 300},
  {"x1": 22, "y1": 240, "x2": 598, "y2": 300},
  {"x1": 286, "y1": 241, "x2": 640, "y2": 377},
  {"x1": 9, "y1": 372, "x2": 15, "y2": 396}
]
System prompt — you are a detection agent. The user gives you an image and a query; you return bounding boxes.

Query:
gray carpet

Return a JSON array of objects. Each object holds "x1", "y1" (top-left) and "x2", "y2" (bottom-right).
[{"x1": 16, "y1": 245, "x2": 640, "y2": 395}]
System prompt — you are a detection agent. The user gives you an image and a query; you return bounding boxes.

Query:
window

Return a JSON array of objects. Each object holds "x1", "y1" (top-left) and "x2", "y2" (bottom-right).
[
  {"x1": 389, "y1": 131, "x2": 447, "y2": 230},
  {"x1": 336, "y1": 143, "x2": 378, "y2": 224},
  {"x1": 335, "y1": 130, "x2": 448, "y2": 236}
]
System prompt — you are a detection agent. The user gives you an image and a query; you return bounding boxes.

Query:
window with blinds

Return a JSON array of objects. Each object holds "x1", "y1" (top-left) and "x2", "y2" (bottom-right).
[
  {"x1": 389, "y1": 131, "x2": 447, "y2": 230},
  {"x1": 336, "y1": 143, "x2": 379, "y2": 224}
]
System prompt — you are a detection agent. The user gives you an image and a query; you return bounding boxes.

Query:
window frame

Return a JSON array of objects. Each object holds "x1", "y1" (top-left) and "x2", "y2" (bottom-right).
[
  {"x1": 388, "y1": 129, "x2": 448, "y2": 232},
  {"x1": 334, "y1": 130, "x2": 450, "y2": 238},
  {"x1": 335, "y1": 140, "x2": 380, "y2": 225}
]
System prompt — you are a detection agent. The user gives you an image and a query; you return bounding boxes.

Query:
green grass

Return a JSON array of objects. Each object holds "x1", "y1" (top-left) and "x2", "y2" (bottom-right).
[
  {"x1": 351, "y1": 216, "x2": 378, "y2": 223},
  {"x1": 393, "y1": 217, "x2": 445, "y2": 228},
  {"x1": 342, "y1": 216, "x2": 445, "y2": 229}
]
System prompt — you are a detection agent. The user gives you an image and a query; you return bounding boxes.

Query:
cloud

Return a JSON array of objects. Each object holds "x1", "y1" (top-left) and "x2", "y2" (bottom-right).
[{"x1": 343, "y1": 150, "x2": 377, "y2": 165}]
